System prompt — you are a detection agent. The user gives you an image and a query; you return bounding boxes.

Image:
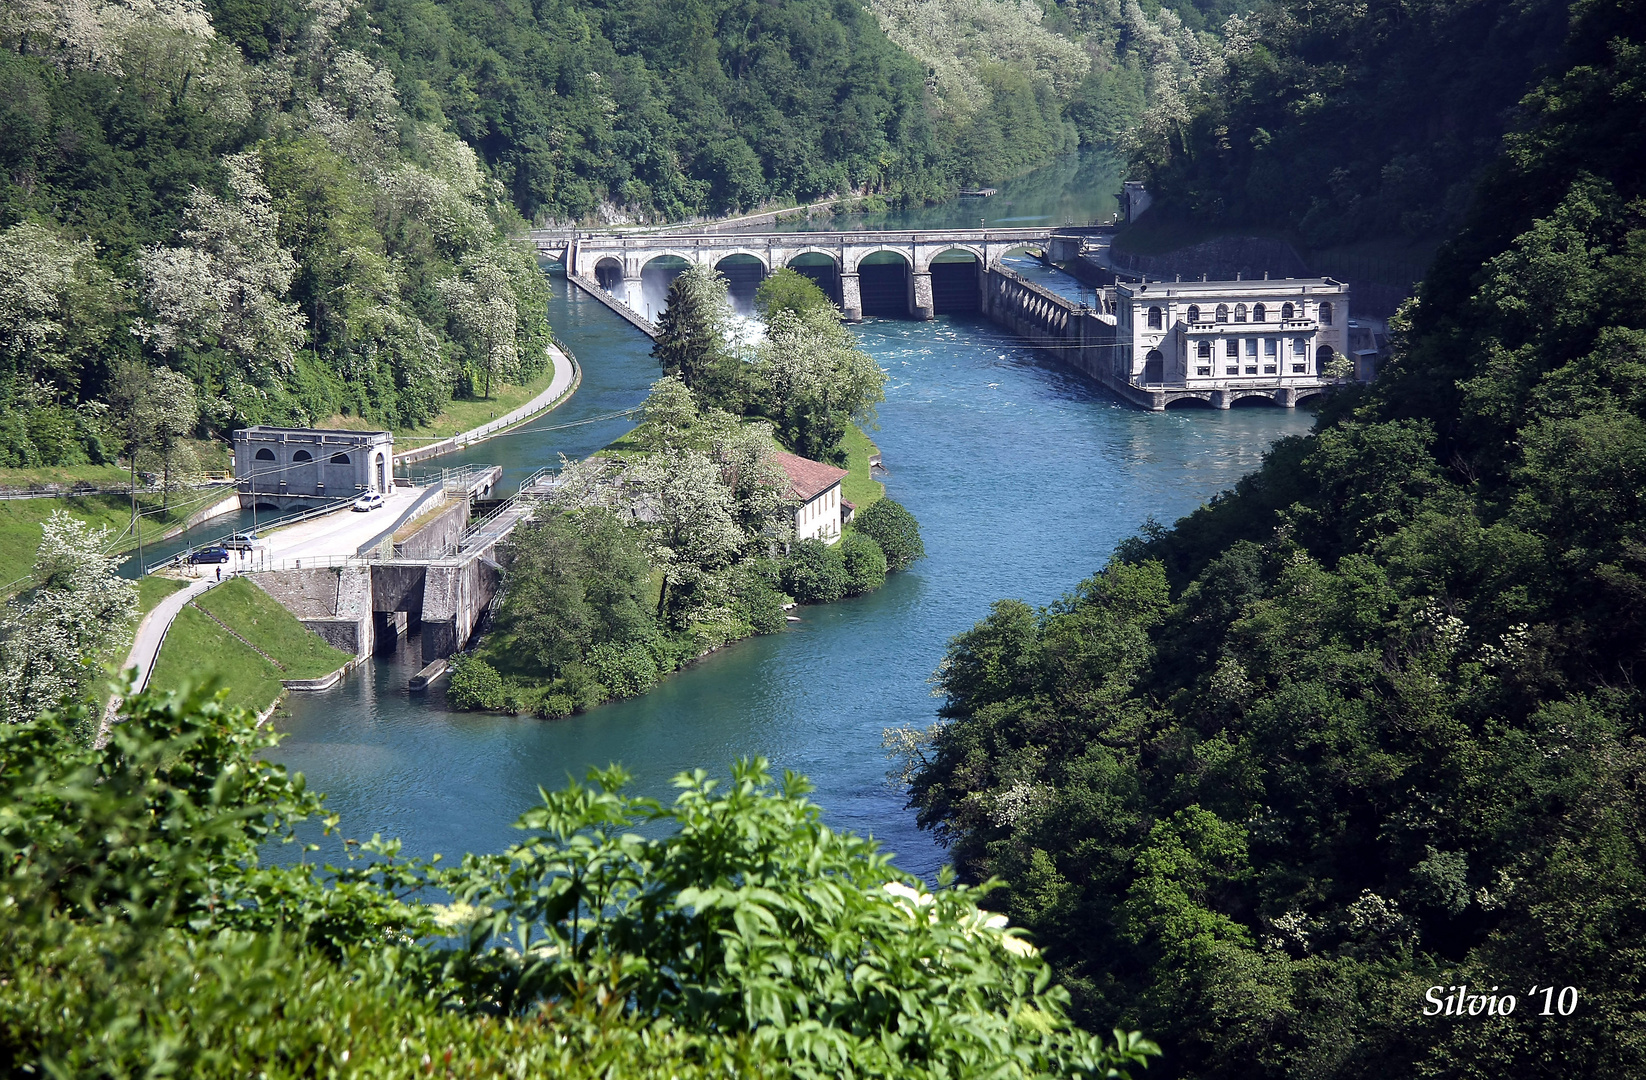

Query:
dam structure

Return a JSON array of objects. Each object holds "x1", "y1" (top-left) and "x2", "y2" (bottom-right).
[{"x1": 530, "y1": 226, "x2": 1357, "y2": 410}]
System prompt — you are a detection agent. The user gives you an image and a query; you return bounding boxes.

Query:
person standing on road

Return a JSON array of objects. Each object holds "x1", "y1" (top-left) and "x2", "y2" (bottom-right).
[{"x1": 216, "y1": 566, "x2": 222, "y2": 582}]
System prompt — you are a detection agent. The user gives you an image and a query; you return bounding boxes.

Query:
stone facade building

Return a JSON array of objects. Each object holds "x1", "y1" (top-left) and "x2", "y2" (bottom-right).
[
  {"x1": 233, "y1": 427, "x2": 393, "y2": 511},
  {"x1": 1114, "y1": 277, "x2": 1352, "y2": 391}
]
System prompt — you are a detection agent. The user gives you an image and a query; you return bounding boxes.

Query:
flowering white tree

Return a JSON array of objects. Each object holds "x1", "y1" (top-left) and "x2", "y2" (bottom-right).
[
  {"x1": 0, "y1": 512, "x2": 136, "y2": 726},
  {"x1": 137, "y1": 153, "x2": 307, "y2": 377},
  {"x1": 0, "y1": 222, "x2": 118, "y2": 394},
  {"x1": 437, "y1": 246, "x2": 524, "y2": 398},
  {"x1": 630, "y1": 449, "x2": 746, "y2": 625}
]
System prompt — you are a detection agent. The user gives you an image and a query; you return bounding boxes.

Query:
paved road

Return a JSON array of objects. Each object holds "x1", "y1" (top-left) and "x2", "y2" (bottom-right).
[
  {"x1": 256, "y1": 486, "x2": 426, "y2": 567},
  {"x1": 396, "y1": 344, "x2": 578, "y2": 465},
  {"x1": 122, "y1": 577, "x2": 219, "y2": 692}
]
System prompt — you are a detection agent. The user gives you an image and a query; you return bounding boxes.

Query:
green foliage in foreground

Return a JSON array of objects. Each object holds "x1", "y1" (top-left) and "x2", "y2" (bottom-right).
[
  {"x1": 0, "y1": 685, "x2": 1159, "y2": 1078},
  {"x1": 907, "y1": 5, "x2": 1646, "y2": 1075}
]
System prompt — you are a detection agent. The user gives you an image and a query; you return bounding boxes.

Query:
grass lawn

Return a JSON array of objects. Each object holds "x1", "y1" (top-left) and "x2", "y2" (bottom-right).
[
  {"x1": 322, "y1": 362, "x2": 563, "y2": 444},
  {"x1": 149, "y1": 577, "x2": 353, "y2": 713},
  {"x1": 0, "y1": 464, "x2": 133, "y2": 490},
  {"x1": 0, "y1": 492, "x2": 218, "y2": 594},
  {"x1": 139, "y1": 575, "x2": 186, "y2": 614},
  {"x1": 841, "y1": 424, "x2": 883, "y2": 510}
]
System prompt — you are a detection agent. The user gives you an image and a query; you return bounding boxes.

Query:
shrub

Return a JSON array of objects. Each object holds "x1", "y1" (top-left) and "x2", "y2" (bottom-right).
[
  {"x1": 446, "y1": 654, "x2": 505, "y2": 711},
  {"x1": 840, "y1": 531, "x2": 888, "y2": 596},
  {"x1": 853, "y1": 499, "x2": 925, "y2": 572},
  {"x1": 536, "y1": 693, "x2": 577, "y2": 720},
  {"x1": 587, "y1": 642, "x2": 659, "y2": 698},
  {"x1": 730, "y1": 560, "x2": 791, "y2": 633},
  {"x1": 781, "y1": 538, "x2": 847, "y2": 603}
]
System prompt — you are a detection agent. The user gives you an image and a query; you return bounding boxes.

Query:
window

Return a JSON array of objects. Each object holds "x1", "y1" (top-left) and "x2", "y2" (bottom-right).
[
  {"x1": 1292, "y1": 337, "x2": 1306, "y2": 354},
  {"x1": 292, "y1": 450, "x2": 312, "y2": 462},
  {"x1": 1292, "y1": 364, "x2": 1306, "y2": 373},
  {"x1": 1187, "y1": 305, "x2": 1201, "y2": 323},
  {"x1": 1226, "y1": 365, "x2": 1239, "y2": 375},
  {"x1": 1147, "y1": 306, "x2": 1162, "y2": 329},
  {"x1": 1215, "y1": 304, "x2": 1229, "y2": 323},
  {"x1": 1264, "y1": 365, "x2": 1277, "y2": 374},
  {"x1": 1197, "y1": 366, "x2": 1212, "y2": 376},
  {"x1": 1264, "y1": 339, "x2": 1277, "y2": 356},
  {"x1": 1245, "y1": 366, "x2": 1258, "y2": 375},
  {"x1": 1225, "y1": 339, "x2": 1239, "y2": 357},
  {"x1": 1245, "y1": 338, "x2": 1258, "y2": 356},
  {"x1": 1143, "y1": 349, "x2": 1164, "y2": 384},
  {"x1": 1253, "y1": 303, "x2": 1266, "y2": 322},
  {"x1": 1319, "y1": 301, "x2": 1333, "y2": 326},
  {"x1": 330, "y1": 453, "x2": 351, "y2": 465},
  {"x1": 1282, "y1": 302, "x2": 1295, "y2": 320},
  {"x1": 254, "y1": 448, "x2": 276, "y2": 461},
  {"x1": 1197, "y1": 341, "x2": 1211, "y2": 359},
  {"x1": 1235, "y1": 303, "x2": 1247, "y2": 322}
]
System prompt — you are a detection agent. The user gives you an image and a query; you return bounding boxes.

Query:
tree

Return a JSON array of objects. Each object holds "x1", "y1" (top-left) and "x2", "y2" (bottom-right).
[
  {"x1": 0, "y1": 222, "x2": 119, "y2": 397},
  {"x1": 652, "y1": 265, "x2": 734, "y2": 387},
  {"x1": 754, "y1": 267, "x2": 836, "y2": 321},
  {"x1": 781, "y1": 538, "x2": 848, "y2": 603},
  {"x1": 438, "y1": 246, "x2": 526, "y2": 399},
  {"x1": 136, "y1": 153, "x2": 308, "y2": 380},
  {"x1": 853, "y1": 498, "x2": 925, "y2": 571},
  {"x1": 755, "y1": 307, "x2": 885, "y2": 463},
  {"x1": 631, "y1": 448, "x2": 746, "y2": 625},
  {"x1": 146, "y1": 367, "x2": 199, "y2": 509},
  {"x1": 446, "y1": 653, "x2": 505, "y2": 710},
  {"x1": 0, "y1": 512, "x2": 135, "y2": 728},
  {"x1": 499, "y1": 509, "x2": 657, "y2": 677},
  {"x1": 840, "y1": 530, "x2": 888, "y2": 595}
]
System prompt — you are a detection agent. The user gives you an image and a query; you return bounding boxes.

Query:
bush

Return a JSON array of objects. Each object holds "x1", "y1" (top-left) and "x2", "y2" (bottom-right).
[
  {"x1": 535, "y1": 693, "x2": 577, "y2": 720},
  {"x1": 853, "y1": 499, "x2": 925, "y2": 572},
  {"x1": 587, "y1": 642, "x2": 659, "y2": 698},
  {"x1": 730, "y1": 560, "x2": 791, "y2": 633},
  {"x1": 446, "y1": 654, "x2": 505, "y2": 711},
  {"x1": 781, "y1": 538, "x2": 847, "y2": 603},
  {"x1": 840, "y1": 531, "x2": 888, "y2": 596}
]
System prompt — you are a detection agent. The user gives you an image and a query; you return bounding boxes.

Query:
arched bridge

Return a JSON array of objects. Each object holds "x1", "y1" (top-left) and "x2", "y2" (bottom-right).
[{"x1": 531, "y1": 227, "x2": 1071, "y2": 322}]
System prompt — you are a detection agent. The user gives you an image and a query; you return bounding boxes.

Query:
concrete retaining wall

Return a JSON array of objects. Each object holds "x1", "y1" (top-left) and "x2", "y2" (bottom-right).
[
  {"x1": 393, "y1": 498, "x2": 470, "y2": 559},
  {"x1": 255, "y1": 566, "x2": 375, "y2": 656}
]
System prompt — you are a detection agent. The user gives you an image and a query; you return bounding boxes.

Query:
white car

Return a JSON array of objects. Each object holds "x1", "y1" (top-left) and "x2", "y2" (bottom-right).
[{"x1": 352, "y1": 492, "x2": 385, "y2": 512}]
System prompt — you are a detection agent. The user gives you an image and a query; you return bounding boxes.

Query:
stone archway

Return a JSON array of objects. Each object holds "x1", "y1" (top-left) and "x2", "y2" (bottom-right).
[
  {"x1": 856, "y1": 250, "x2": 912, "y2": 318},
  {"x1": 593, "y1": 256, "x2": 623, "y2": 294},
  {"x1": 715, "y1": 253, "x2": 767, "y2": 314},
  {"x1": 928, "y1": 247, "x2": 982, "y2": 315},
  {"x1": 785, "y1": 251, "x2": 843, "y2": 309},
  {"x1": 639, "y1": 254, "x2": 693, "y2": 323},
  {"x1": 1143, "y1": 348, "x2": 1164, "y2": 384}
]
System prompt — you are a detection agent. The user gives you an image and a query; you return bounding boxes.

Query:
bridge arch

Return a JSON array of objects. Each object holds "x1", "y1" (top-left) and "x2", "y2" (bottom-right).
[
  {"x1": 593, "y1": 256, "x2": 623, "y2": 293},
  {"x1": 784, "y1": 250, "x2": 843, "y2": 307},
  {"x1": 714, "y1": 252, "x2": 768, "y2": 312},
  {"x1": 1293, "y1": 388, "x2": 1329, "y2": 407},
  {"x1": 854, "y1": 250, "x2": 912, "y2": 318},
  {"x1": 1229, "y1": 390, "x2": 1283, "y2": 408},
  {"x1": 639, "y1": 254, "x2": 694, "y2": 323},
  {"x1": 927, "y1": 247, "x2": 983, "y2": 315},
  {"x1": 1164, "y1": 394, "x2": 1215, "y2": 410}
]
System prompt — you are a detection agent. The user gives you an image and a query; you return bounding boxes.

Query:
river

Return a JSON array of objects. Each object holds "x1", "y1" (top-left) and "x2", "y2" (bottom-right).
[{"x1": 269, "y1": 154, "x2": 1314, "y2": 878}]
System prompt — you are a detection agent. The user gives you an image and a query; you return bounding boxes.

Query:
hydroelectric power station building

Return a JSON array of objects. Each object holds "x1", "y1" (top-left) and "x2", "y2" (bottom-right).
[
  {"x1": 233, "y1": 427, "x2": 394, "y2": 511},
  {"x1": 1113, "y1": 277, "x2": 1352, "y2": 403}
]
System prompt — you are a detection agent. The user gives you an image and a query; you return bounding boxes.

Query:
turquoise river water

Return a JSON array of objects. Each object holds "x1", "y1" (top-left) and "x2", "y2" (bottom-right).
[{"x1": 270, "y1": 156, "x2": 1314, "y2": 878}]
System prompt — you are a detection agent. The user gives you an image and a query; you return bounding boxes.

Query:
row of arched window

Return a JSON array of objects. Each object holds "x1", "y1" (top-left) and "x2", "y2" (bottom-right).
[
  {"x1": 254, "y1": 447, "x2": 352, "y2": 465},
  {"x1": 1145, "y1": 301, "x2": 1332, "y2": 329}
]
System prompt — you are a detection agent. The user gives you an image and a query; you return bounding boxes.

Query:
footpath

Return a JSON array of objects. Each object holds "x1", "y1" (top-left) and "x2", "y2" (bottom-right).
[{"x1": 396, "y1": 343, "x2": 580, "y2": 465}]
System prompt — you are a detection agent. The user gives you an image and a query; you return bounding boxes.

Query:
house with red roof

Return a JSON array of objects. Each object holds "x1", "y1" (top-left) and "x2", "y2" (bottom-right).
[{"x1": 772, "y1": 450, "x2": 851, "y2": 545}]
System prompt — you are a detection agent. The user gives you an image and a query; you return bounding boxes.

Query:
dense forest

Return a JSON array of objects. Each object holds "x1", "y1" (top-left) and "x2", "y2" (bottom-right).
[
  {"x1": 1, "y1": 0, "x2": 1223, "y2": 471},
  {"x1": 1127, "y1": 0, "x2": 1576, "y2": 247},
  {"x1": 904, "y1": 0, "x2": 1646, "y2": 1074}
]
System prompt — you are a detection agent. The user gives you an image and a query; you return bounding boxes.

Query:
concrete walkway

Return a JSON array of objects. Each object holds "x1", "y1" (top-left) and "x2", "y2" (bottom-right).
[
  {"x1": 123, "y1": 576, "x2": 219, "y2": 693},
  {"x1": 395, "y1": 344, "x2": 580, "y2": 465}
]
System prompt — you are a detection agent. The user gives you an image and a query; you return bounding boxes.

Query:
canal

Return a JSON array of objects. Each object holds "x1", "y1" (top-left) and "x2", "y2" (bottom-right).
[{"x1": 269, "y1": 154, "x2": 1315, "y2": 878}]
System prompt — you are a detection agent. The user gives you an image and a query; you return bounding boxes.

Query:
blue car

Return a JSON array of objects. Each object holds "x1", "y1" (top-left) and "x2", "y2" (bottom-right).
[{"x1": 189, "y1": 546, "x2": 230, "y2": 564}]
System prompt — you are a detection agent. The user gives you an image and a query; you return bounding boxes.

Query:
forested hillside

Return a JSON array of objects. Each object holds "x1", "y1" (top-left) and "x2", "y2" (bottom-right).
[
  {"x1": 905, "y1": 0, "x2": 1646, "y2": 1074},
  {"x1": 1, "y1": 0, "x2": 553, "y2": 462},
  {"x1": 1128, "y1": 0, "x2": 1575, "y2": 247}
]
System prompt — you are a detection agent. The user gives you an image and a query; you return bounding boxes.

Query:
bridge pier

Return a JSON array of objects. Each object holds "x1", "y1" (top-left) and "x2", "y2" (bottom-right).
[
  {"x1": 911, "y1": 271, "x2": 935, "y2": 321},
  {"x1": 1211, "y1": 389, "x2": 1233, "y2": 410},
  {"x1": 841, "y1": 272, "x2": 862, "y2": 321},
  {"x1": 623, "y1": 272, "x2": 645, "y2": 320}
]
